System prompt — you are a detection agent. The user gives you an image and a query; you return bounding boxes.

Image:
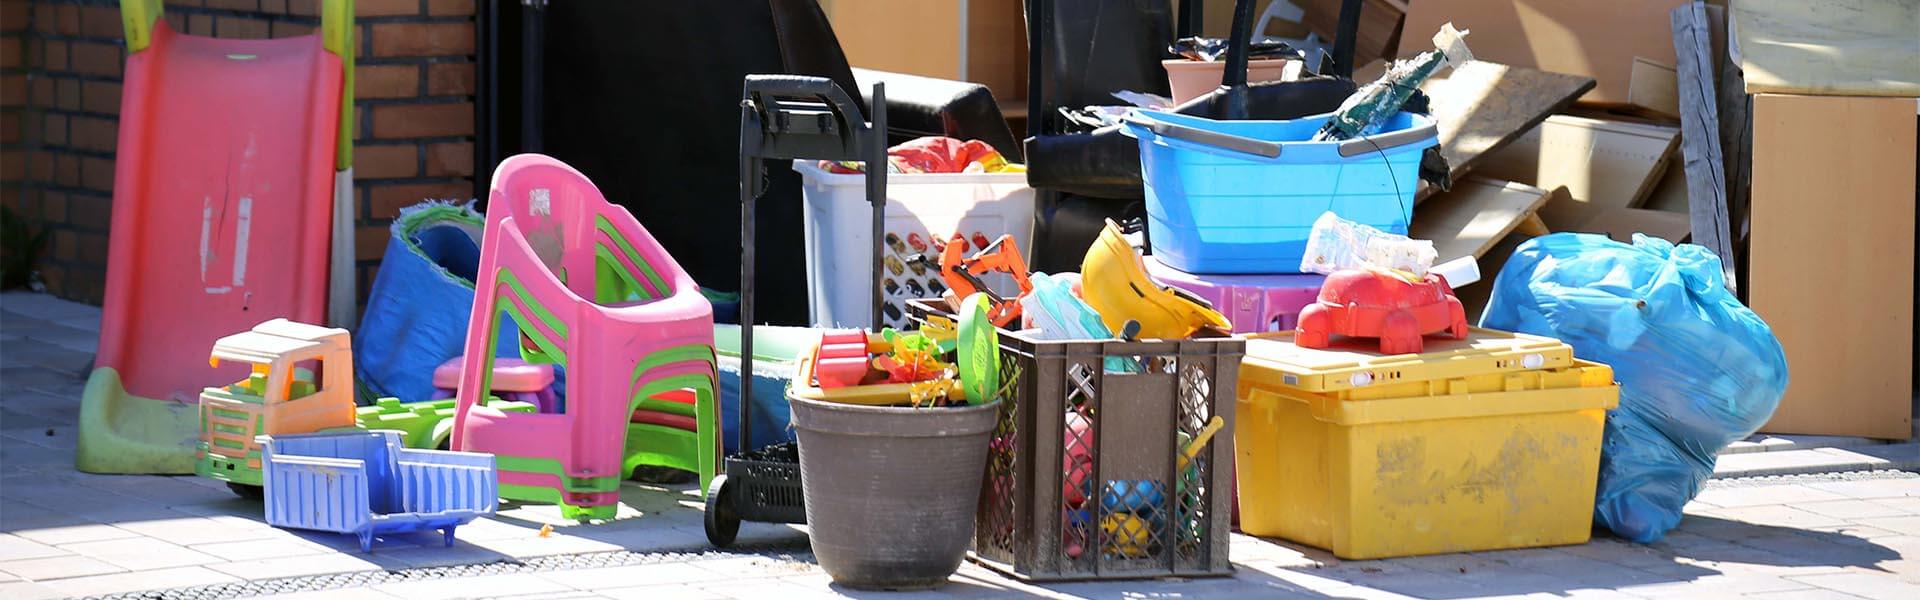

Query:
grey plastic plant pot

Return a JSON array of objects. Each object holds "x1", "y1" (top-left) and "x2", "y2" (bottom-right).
[{"x1": 790, "y1": 394, "x2": 1001, "y2": 590}]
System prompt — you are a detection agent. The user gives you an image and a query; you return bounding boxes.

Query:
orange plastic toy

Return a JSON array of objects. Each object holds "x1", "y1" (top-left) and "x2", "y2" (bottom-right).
[
  {"x1": 935, "y1": 234, "x2": 1032, "y2": 327},
  {"x1": 1295, "y1": 269, "x2": 1469, "y2": 355}
]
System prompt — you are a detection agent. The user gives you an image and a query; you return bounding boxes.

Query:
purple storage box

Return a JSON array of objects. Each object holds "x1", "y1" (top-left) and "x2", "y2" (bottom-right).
[{"x1": 1144, "y1": 255, "x2": 1324, "y2": 333}]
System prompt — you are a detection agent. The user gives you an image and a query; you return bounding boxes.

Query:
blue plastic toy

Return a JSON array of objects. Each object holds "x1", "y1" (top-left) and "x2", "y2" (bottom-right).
[{"x1": 261, "y1": 430, "x2": 497, "y2": 552}]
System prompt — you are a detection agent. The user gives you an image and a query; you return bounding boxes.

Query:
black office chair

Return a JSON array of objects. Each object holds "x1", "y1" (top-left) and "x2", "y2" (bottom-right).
[
  {"x1": 1021, "y1": 0, "x2": 1368, "y2": 272},
  {"x1": 478, "y1": 0, "x2": 1018, "y2": 325}
]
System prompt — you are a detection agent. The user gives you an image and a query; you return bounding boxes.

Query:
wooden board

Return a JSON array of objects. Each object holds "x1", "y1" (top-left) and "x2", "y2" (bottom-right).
[
  {"x1": 1474, "y1": 115, "x2": 1680, "y2": 220},
  {"x1": 1672, "y1": 2, "x2": 1738, "y2": 291},
  {"x1": 1546, "y1": 205, "x2": 1692, "y2": 245},
  {"x1": 1413, "y1": 61, "x2": 1596, "y2": 202},
  {"x1": 1399, "y1": 0, "x2": 1689, "y2": 104},
  {"x1": 1640, "y1": 162, "x2": 1690, "y2": 214},
  {"x1": 1409, "y1": 177, "x2": 1555, "y2": 263},
  {"x1": 1627, "y1": 57, "x2": 1681, "y2": 118},
  {"x1": 1731, "y1": 0, "x2": 1920, "y2": 97},
  {"x1": 1750, "y1": 94, "x2": 1916, "y2": 440}
]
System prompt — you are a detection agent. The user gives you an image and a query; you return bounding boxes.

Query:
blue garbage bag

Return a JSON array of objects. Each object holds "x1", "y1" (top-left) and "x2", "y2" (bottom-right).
[
  {"x1": 355, "y1": 202, "x2": 555, "y2": 404},
  {"x1": 719, "y1": 353, "x2": 797, "y2": 455},
  {"x1": 1481, "y1": 233, "x2": 1788, "y2": 543}
]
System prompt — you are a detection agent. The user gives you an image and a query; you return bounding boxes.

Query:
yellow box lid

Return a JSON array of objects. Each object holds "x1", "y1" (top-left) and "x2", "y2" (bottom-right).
[{"x1": 1241, "y1": 328, "x2": 1577, "y2": 393}]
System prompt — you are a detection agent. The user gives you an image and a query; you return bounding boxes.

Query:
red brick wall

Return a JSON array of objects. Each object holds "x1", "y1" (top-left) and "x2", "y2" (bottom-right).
[{"x1": 0, "y1": 0, "x2": 477, "y2": 307}]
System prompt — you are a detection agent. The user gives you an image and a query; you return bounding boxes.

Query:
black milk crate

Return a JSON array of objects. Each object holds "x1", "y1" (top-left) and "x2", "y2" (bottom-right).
[{"x1": 908, "y1": 299, "x2": 1241, "y2": 580}]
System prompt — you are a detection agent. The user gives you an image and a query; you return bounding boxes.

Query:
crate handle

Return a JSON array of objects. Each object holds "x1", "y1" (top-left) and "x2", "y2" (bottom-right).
[
  {"x1": 1334, "y1": 119, "x2": 1439, "y2": 158},
  {"x1": 1123, "y1": 114, "x2": 1282, "y2": 159}
]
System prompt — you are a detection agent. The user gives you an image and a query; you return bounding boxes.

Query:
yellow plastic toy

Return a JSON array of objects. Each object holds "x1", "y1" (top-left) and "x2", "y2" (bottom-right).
[
  {"x1": 196, "y1": 319, "x2": 359, "y2": 497},
  {"x1": 1101, "y1": 513, "x2": 1153, "y2": 557},
  {"x1": 1081, "y1": 219, "x2": 1230, "y2": 339}
]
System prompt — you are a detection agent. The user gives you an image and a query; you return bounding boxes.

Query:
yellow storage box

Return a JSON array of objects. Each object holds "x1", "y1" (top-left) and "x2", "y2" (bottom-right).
[{"x1": 1236, "y1": 333, "x2": 1618, "y2": 559}]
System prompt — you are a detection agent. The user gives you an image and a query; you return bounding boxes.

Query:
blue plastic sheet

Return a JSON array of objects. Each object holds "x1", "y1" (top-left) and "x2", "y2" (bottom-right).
[
  {"x1": 355, "y1": 202, "x2": 538, "y2": 405},
  {"x1": 1481, "y1": 233, "x2": 1788, "y2": 543}
]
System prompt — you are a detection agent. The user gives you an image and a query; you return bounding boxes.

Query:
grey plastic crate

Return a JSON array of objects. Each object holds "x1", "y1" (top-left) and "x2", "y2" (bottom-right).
[{"x1": 907, "y1": 299, "x2": 1241, "y2": 581}]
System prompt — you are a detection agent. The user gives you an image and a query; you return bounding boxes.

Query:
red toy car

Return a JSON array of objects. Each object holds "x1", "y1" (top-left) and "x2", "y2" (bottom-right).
[{"x1": 1295, "y1": 269, "x2": 1469, "y2": 354}]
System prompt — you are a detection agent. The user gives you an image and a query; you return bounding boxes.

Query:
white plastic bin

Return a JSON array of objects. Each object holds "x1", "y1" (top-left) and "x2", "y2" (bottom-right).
[{"x1": 794, "y1": 160, "x2": 1036, "y2": 329}]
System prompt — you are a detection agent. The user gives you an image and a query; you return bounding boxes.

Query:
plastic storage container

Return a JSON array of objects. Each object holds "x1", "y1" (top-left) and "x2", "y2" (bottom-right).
[
  {"x1": 1234, "y1": 330, "x2": 1618, "y2": 560},
  {"x1": 1120, "y1": 109, "x2": 1437, "y2": 274},
  {"x1": 907, "y1": 299, "x2": 1240, "y2": 581},
  {"x1": 261, "y1": 430, "x2": 496, "y2": 552},
  {"x1": 1144, "y1": 255, "x2": 1324, "y2": 333},
  {"x1": 794, "y1": 160, "x2": 1035, "y2": 329}
]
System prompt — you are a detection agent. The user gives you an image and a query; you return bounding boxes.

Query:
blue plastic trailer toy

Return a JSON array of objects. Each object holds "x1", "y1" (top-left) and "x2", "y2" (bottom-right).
[{"x1": 261, "y1": 430, "x2": 496, "y2": 552}]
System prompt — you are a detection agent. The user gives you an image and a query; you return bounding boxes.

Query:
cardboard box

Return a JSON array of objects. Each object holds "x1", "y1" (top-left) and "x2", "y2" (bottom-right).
[{"x1": 1399, "y1": 0, "x2": 1690, "y2": 104}]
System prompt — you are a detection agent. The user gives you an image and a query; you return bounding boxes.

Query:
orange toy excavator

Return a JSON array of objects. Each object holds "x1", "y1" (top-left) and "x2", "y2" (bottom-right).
[{"x1": 934, "y1": 234, "x2": 1033, "y2": 327}]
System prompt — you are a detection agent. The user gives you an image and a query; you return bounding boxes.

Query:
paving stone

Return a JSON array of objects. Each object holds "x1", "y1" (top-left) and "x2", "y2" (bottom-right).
[
  {"x1": 268, "y1": 588, "x2": 407, "y2": 600},
  {"x1": 361, "y1": 540, "x2": 520, "y2": 570},
  {"x1": 112, "y1": 515, "x2": 283, "y2": 546},
  {"x1": 189, "y1": 537, "x2": 334, "y2": 561},
  {"x1": 537, "y1": 562, "x2": 716, "y2": 591},
  {"x1": 1852, "y1": 516, "x2": 1920, "y2": 537},
  {"x1": 62, "y1": 536, "x2": 223, "y2": 570},
  {"x1": 8, "y1": 523, "x2": 140, "y2": 545},
  {"x1": 465, "y1": 533, "x2": 625, "y2": 560},
  {"x1": 0, "y1": 554, "x2": 125, "y2": 580},
  {"x1": 1618, "y1": 574, "x2": 1815, "y2": 598},
  {"x1": 697, "y1": 579, "x2": 847, "y2": 600},
  {"x1": 205, "y1": 552, "x2": 382, "y2": 581},
  {"x1": 0, "y1": 581, "x2": 65, "y2": 600},
  {"x1": 1695, "y1": 485, "x2": 1851, "y2": 509},
  {"x1": 1710, "y1": 505, "x2": 1853, "y2": 530},
  {"x1": 1791, "y1": 571, "x2": 1920, "y2": 600},
  {"x1": 39, "y1": 565, "x2": 238, "y2": 597},
  {"x1": 1870, "y1": 496, "x2": 1920, "y2": 514},
  {"x1": 1807, "y1": 478, "x2": 1920, "y2": 500},
  {"x1": 597, "y1": 583, "x2": 728, "y2": 600},
  {"x1": 1747, "y1": 589, "x2": 1881, "y2": 599},
  {"x1": 374, "y1": 573, "x2": 576, "y2": 600},
  {"x1": 0, "y1": 534, "x2": 68, "y2": 562}
]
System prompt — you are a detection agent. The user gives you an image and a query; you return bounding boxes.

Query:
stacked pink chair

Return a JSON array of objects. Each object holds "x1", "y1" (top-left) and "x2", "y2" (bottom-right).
[{"x1": 452, "y1": 154, "x2": 718, "y2": 521}]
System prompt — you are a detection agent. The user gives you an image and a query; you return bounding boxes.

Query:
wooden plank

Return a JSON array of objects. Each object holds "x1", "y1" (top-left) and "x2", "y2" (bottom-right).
[
  {"x1": 1513, "y1": 214, "x2": 1550, "y2": 237},
  {"x1": 1751, "y1": 94, "x2": 1916, "y2": 440},
  {"x1": 1408, "y1": 177, "x2": 1554, "y2": 263},
  {"x1": 1731, "y1": 0, "x2": 1920, "y2": 97},
  {"x1": 1627, "y1": 57, "x2": 1681, "y2": 118},
  {"x1": 1671, "y1": 2, "x2": 1738, "y2": 291},
  {"x1": 1640, "y1": 162, "x2": 1690, "y2": 214},
  {"x1": 1474, "y1": 115, "x2": 1679, "y2": 217},
  {"x1": 1413, "y1": 62, "x2": 1596, "y2": 202},
  {"x1": 1554, "y1": 206, "x2": 1692, "y2": 245},
  {"x1": 1399, "y1": 0, "x2": 1689, "y2": 104}
]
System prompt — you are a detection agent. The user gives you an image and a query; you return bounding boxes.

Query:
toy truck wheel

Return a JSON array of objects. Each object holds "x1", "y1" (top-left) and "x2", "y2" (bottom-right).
[
  {"x1": 227, "y1": 482, "x2": 263, "y2": 500},
  {"x1": 704, "y1": 474, "x2": 740, "y2": 548}
]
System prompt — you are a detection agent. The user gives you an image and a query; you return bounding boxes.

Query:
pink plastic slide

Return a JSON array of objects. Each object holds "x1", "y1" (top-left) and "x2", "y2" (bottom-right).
[{"x1": 77, "y1": 3, "x2": 354, "y2": 475}]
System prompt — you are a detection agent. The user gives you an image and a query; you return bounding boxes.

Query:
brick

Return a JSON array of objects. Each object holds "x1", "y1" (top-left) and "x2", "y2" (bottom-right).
[
  {"x1": 428, "y1": 0, "x2": 474, "y2": 16},
  {"x1": 70, "y1": 194, "x2": 111, "y2": 230},
  {"x1": 368, "y1": 181, "x2": 471, "y2": 218},
  {"x1": 426, "y1": 61, "x2": 473, "y2": 96},
  {"x1": 353, "y1": 143, "x2": 418, "y2": 179},
  {"x1": 217, "y1": 17, "x2": 270, "y2": 40},
  {"x1": 424, "y1": 141, "x2": 471, "y2": 177},
  {"x1": 79, "y1": 6, "x2": 122, "y2": 39},
  {"x1": 2, "y1": 149, "x2": 25, "y2": 180},
  {"x1": 43, "y1": 113, "x2": 67, "y2": 146},
  {"x1": 26, "y1": 151, "x2": 50, "y2": 181},
  {"x1": 288, "y1": 0, "x2": 317, "y2": 17},
  {"x1": 80, "y1": 81, "x2": 120, "y2": 115},
  {"x1": 370, "y1": 22, "x2": 473, "y2": 57},
  {"x1": 371, "y1": 102, "x2": 472, "y2": 138},
  {"x1": 1, "y1": 2, "x2": 28, "y2": 34},
  {"x1": 80, "y1": 156, "x2": 114, "y2": 192},
  {"x1": 72, "y1": 116, "x2": 115, "y2": 152},
  {"x1": 0, "y1": 37, "x2": 20, "y2": 69},
  {"x1": 261, "y1": 0, "x2": 289, "y2": 14},
  {"x1": 355, "y1": 224, "x2": 387, "y2": 260},
  {"x1": 51, "y1": 230, "x2": 78, "y2": 262},
  {"x1": 358, "y1": 0, "x2": 421, "y2": 17},
  {"x1": 354, "y1": 63, "x2": 417, "y2": 99},
  {"x1": 39, "y1": 192, "x2": 66, "y2": 223},
  {"x1": 188, "y1": 15, "x2": 213, "y2": 37},
  {"x1": 69, "y1": 42, "x2": 120, "y2": 78},
  {"x1": 0, "y1": 74, "x2": 24, "y2": 106},
  {"x1": 55, "y1": 78, "x2": 80, "y2": 110},
  {"x1": 55, "y1": 5, "x2": 79, "y2": 36},
  {"x1": 54, "y1": 154, "x2": 78, "y2": 186},
  {"x1": 270, "y1": 22, "x2": 314, "y2": 38},
  {"x1": 0, "y1": 112, "x2": 19, "y2": 144},
  {"x1": 205, "y1": 0, "x2": 260, "y2": 11},
  {"x1": 164, "y1": 0, "x2": 202, "y2": 8},
  {"x1": 163, "y1": 13, "x2": 187, "y2": 34},
  {"x1": 45, "y1": 39, "x2": 68, "y2": 70},
  {"x1": 30, "y1": 76, "x2": 52, "y2": 106}
]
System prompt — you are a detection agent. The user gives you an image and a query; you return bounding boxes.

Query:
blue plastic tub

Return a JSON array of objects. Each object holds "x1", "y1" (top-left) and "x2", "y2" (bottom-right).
[
  {"x1": 1121, "y1": 109, "x2": 1438, "y2": 274},
  {"x1": 261, "y1": 431, "x2": 496, "y2": 552}
]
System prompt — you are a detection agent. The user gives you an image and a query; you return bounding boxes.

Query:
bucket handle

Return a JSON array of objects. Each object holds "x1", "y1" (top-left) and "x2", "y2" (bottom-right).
[
  {"x1": 1334, "y1": 120, "x2": 1439, "y2": 158},
  {"x1": 1123, "y1": 114, "x2": 1282, "y2": 159}
]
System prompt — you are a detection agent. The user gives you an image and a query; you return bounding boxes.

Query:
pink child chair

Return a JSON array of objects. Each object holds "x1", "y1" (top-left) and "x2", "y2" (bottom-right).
[
  {"x1": 452, "y1": 154, "x2": 719, "y2": 521},
  {"x1": 430, "y1": 357, "x2": 559, "y2": 413}
]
